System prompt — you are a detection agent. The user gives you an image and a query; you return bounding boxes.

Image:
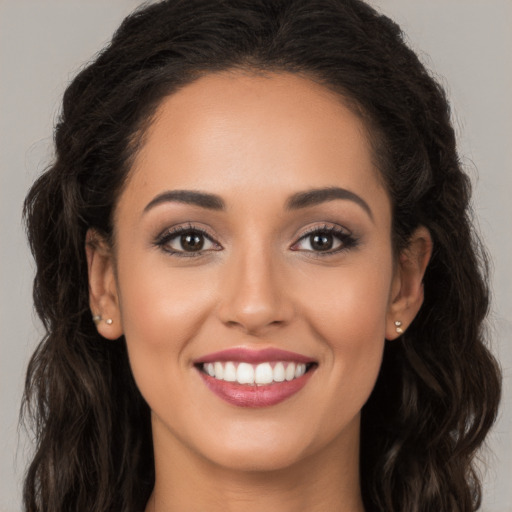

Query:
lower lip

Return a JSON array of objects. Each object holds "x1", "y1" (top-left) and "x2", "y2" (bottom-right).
[{"x1": 197, "y1": 367, "x2": 316, "y2": 408}]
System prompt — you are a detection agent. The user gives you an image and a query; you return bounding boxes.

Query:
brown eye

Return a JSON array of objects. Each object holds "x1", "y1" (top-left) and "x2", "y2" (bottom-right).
[
  {"x1": 156, "y1": 227, "x2": 221, "y2": 255},
  {"x1": 180, "y1": 232, "x2": 204, "y2": 251},
  {"x1": 309, "y1": 233, "x2": 334, "y2": 251},
  {"x1": 291, "y1": 225, "x2": 356, "y2": 255}
]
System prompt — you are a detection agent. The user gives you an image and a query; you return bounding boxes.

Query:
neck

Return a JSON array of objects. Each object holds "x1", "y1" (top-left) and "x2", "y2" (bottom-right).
[{"x1": 146, "y1": 415, "x2": 365, "y2": 512}]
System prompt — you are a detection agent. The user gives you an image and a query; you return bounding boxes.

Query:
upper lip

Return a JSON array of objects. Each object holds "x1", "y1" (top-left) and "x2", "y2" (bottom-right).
[{"x1": 194, "y1": 347, "x2": 316, "y2": 365}]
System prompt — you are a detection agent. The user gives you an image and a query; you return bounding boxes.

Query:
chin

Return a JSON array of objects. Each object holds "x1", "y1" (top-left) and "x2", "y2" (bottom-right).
[
  {"x1": 195, "y1": 417, "x2": 350, "y2": 475},
  {"x1": 207, "y1": 444, "x2": 310, "y2": 473}
]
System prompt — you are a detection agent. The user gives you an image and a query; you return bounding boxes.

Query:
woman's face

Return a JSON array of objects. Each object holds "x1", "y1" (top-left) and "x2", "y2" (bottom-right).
[{"x1": 96, "y1": 72, "x2": 404, "y2": 472}]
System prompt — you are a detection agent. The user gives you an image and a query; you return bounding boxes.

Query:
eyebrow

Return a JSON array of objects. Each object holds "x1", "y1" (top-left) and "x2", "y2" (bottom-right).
[
  {"x1": 143, "y1": 190, "x2": 225, "y2": 213},
  {"x1": 143, "y1": 186, "x2": 373, "y2": 220},
  {"x1": 286, "y1": 187, "x2": 374, "y2": 221}
]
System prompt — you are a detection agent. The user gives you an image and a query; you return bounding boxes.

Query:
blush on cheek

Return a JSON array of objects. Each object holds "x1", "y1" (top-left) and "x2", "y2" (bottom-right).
[
  {"x1": 308, "y1": 277, "x2": 388, "y2": 402},
  {"x1": 119, "y1": 270, "x2": 206, "y2": 348}
]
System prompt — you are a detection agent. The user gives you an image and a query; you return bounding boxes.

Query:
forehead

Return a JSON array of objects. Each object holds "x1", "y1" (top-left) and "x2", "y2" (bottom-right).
[{"x1": 120, "y1": 71, "x2": 389, "y2": 217}]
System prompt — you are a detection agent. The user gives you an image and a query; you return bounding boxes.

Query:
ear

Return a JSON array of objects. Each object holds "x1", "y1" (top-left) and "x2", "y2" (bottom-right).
[
  {"x1": 386, "y1": 226, "x2": 433, "y2": 340},
  {"x1": 85, "y1": 229, "x2": 124, "y2": 339}
]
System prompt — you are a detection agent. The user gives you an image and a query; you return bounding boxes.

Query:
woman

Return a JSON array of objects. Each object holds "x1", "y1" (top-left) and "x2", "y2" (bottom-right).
[{"x1": 22, "y1": 0, "x2": 501, "y2": 511}]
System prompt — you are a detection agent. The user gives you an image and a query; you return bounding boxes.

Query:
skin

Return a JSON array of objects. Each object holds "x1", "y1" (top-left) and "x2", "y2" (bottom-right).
[{"x1": 87, "y1": 71, "x2": 432, "y2": 512}]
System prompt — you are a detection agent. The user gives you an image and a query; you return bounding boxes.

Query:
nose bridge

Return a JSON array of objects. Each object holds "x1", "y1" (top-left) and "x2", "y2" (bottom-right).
[{"x1": 217, "y1": 239, "x2": 292, "y2": 334}]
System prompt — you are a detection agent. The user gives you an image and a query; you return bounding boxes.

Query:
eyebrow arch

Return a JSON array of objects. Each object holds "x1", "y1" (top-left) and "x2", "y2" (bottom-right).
[
  {"x1": 143, "y1": 190, "x2": 225, "y2": 213},
  {"x1": 286, "y1": 187, "x2": 374, "y2": 221}
]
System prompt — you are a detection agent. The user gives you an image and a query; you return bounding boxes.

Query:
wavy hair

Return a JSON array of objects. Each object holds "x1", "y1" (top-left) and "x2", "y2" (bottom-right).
[{"x1": 22, "y1": 0, "x2": 501, "y2": 511}]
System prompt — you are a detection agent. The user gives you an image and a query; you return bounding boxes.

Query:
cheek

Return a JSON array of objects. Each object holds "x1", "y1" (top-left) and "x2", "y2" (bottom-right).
[
  {"x1": 296, "y1": 258, "x2": 392, "y2": 407},
  {"x1": 299, "y1": 256, "x2": 392, "y2": 343},
  {"x1": 114, "y1": 261, "x2": 217, "y2": 394},
  {"x1": 114, "y1": 262, "x2": 222, "y2": 424},
  {"x1": 117, "y1": 262, "x2": 213, "y2": 345}
]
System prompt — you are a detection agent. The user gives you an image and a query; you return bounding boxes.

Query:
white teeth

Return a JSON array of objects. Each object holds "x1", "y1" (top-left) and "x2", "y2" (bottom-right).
[
  {"x1": 285, "y1": 363, "x2": 296, "y2": 381},
  {"x1": 273, "y1": 362, "x2": 285, "y2": 382},
  {"x1": 214, "y1": 362, "x2": 224, "y2": 380},
  {"x1": 202, "y1": 361, "x2": 312, "y2": 385},
  {"x1": 223, "y1": 361, "x2": 237, "y2": 382},
  {"x1": 255, "y1": 362, "x2": 273, "y2": 385},
  {"x1": 236, "y1": 363, "x2": 255, "y2": 384},
  {"x1": 295, "y1": 363, "x2": 306, "y2": 378}
]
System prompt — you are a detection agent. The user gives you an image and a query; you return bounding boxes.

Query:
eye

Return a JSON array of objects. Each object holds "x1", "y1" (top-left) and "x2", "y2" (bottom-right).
[
  {"x1": 155, "y1": 225, "x2": 221, "y2": 256},
  {"x1": 291, "y1": 225, "x2": 356, "y2": 254}
]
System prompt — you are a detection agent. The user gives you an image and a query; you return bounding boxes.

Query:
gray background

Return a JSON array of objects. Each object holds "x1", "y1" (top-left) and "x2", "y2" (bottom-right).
[{"x1": 1, "y1": 1, "x2": 510, "y2": 511}]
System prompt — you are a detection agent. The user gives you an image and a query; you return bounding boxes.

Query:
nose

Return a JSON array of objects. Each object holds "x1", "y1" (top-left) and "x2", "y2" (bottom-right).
[{"x1": 216, "y1": 246, "x2": 295, "y2": 336}]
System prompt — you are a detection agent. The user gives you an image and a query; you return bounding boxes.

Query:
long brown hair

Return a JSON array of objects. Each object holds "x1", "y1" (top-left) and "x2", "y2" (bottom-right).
[{"x1": 22, "y1": 1, "x2": 501, "y2": 510}]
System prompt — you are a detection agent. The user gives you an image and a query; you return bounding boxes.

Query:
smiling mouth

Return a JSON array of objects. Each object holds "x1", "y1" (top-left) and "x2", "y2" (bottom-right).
[
  {"x1": 194, "y1": 347, "x2": 318, "y2": 407},
  {"x1": 196, "y1": 361, "x2": 317, "y2": 386}
]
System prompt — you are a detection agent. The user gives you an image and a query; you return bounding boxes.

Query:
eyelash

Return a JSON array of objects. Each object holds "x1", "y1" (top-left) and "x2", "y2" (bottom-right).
[
  {"x1": 154, "y1": 224, "x2": 220, "y2": 258},
  {"x1": 291, "y1": 224, "x2": 358, "y2": 255},
  {"x1": 154, "y1": 223, "x2": 358, "y2": 257}
]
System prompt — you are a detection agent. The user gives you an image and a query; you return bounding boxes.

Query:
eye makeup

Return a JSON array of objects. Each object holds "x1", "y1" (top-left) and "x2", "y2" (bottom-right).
[
  {"x1": 153, "y1": 221, "x2": 359, "y2": 258},
  {"x1": 153, "y1": 223, "x2": 222, "y2": 258},
  {"x1": 290, "y1": 224, "x2": 358, "y2": 255}
]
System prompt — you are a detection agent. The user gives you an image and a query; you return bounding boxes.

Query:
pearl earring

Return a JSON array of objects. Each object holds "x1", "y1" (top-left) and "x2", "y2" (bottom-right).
[
  {"x1": 92, "y1": 314, "x2": 113, "y2": 326},
  {"x1": 395, "y1": 320, "x2": 404, "y2": 334}
]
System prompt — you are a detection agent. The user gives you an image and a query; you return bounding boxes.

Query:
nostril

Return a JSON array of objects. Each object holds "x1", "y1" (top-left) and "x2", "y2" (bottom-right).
[{"x1": 222, "y1": 316, "x2": 288, "y2": 336}]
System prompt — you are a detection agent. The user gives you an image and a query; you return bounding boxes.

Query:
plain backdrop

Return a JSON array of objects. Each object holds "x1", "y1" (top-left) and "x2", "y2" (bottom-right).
[{"x1": 1, "y1": 1, "x2": 511, "y2": 511}]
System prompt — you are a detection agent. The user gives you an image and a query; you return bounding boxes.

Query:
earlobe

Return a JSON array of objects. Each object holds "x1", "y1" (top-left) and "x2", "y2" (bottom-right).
[
  {"x1": 85, "y1": 229, "x2": 123, "y2": 339},
  {"x1": 386, "y1": 226, "x2": 432, "y2": 340}
]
